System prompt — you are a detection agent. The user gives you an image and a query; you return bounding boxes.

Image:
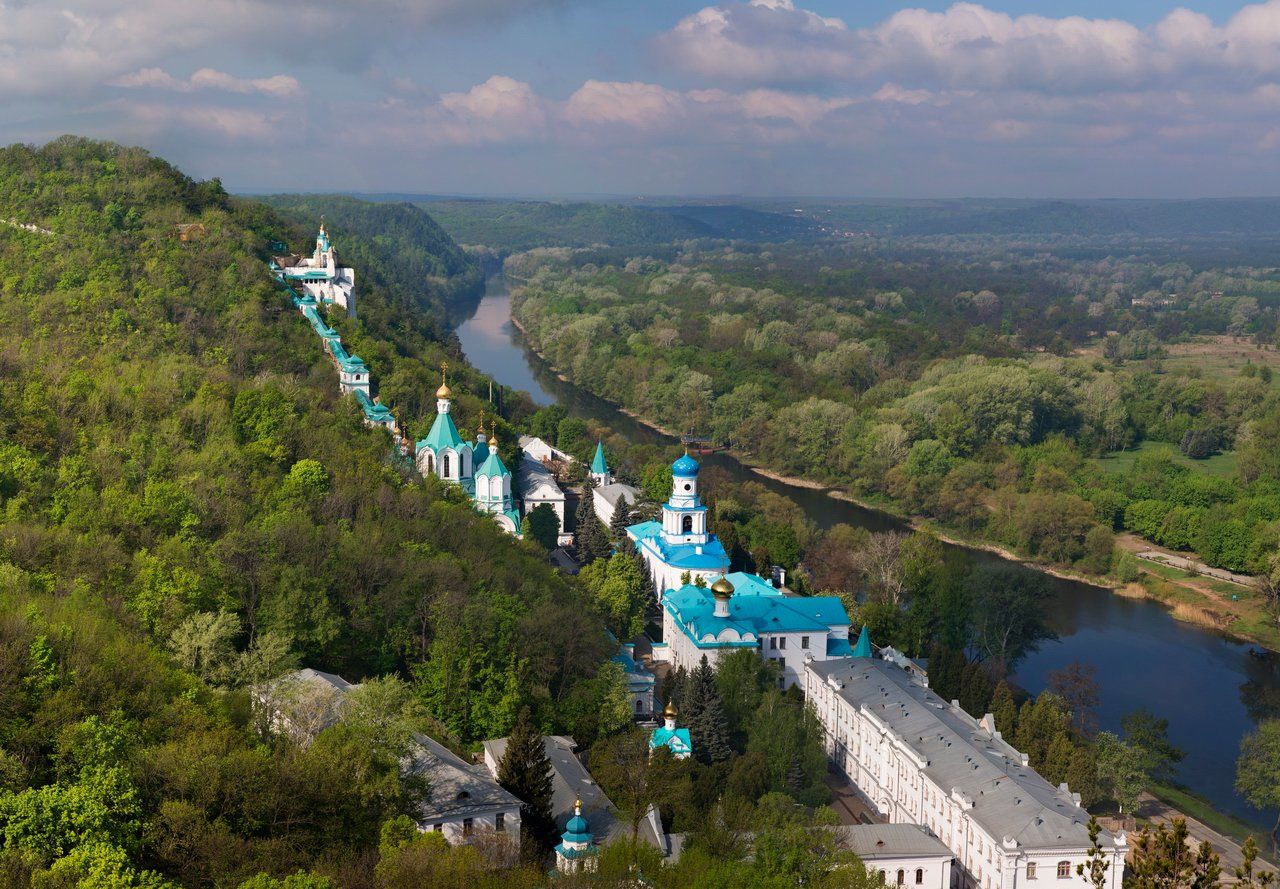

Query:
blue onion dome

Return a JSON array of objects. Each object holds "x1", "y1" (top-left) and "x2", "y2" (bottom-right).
[
  {"x1": 566, "y1": 812, "x2": 589, "y2": 834},
  {"x1": 672, "y1": 452, "x2": 700, "y2": 477}
]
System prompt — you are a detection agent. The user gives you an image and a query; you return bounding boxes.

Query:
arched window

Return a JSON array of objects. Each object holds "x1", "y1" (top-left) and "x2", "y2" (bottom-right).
[
  {"x1": 1057, "y1": 862, "x2": 1070, "y2": 879},
  {"x1": 424, "y1": 453, "x2": 434, "y2": 474},
  {"x1": 897, "y1": 869, "x2": 905, "y2": 885},
  {"x1": 682, "y1": 515, "x2": 693, "y2": 534},
  {"x1": 1027, "y1": 864, "x2": 1037, "y2": 880},
  {"x1": 916, "y1": 869, "x2": 924, "y2": 884},
  {"x1": 442, "y1": 453, "x2": 451, "y2": 478},
  {"x1": 635, "y1": 700, "x2": 643, "y2": 713}
]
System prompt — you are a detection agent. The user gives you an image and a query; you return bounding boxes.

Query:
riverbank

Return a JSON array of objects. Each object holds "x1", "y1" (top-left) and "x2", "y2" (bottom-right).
[
  {"x1": 466, "y1": 278, "x2": 1280, "y2": 831},
  {"x1": 513, "y1": 310, "x2": 1280, "y2": 652}
]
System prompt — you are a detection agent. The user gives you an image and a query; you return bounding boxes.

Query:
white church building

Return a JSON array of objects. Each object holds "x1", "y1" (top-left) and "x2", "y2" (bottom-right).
[
  {"x1": 415, "y1": 368, "x2": 523, "y2": 536},
  {"x1": 626, "y1": 453, "x2": 730, "y2": 598},
  {"x1": 273, "y1": 222, "x2": 356, "y2": 317},
  {"x1": 803, "y1": 653, "x2": 1126, "y2": 889}
]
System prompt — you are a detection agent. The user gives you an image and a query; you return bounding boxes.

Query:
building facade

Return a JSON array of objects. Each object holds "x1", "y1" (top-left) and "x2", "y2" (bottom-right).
[
  {"x1": 660, "y1": 572, "x2": 854, "y2": 689},
  {"x1": 415, "y1": 375, "x2": 522, "y2": 537},
  {"x1": 589, "y1": 442, "x2": 641, "y2": 528},
  {"x1": 626, "y1": 453, "x2": 729, "y2": 598},
  {"x1": 274, "y1": 223, "x2": 356, "y2": 317},
  {"x1": 256, "y1": 669, "x2": 521, "y2": 849},
  {"x1": 838, "y1": 823, "x2": 956, "y2": 889},
  {"x1": 803, "y1": 656, "x2": 1126, "y2": 889}
]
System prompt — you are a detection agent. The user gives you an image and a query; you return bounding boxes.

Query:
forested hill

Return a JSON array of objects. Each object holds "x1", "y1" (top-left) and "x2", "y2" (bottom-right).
[
  {"x1": 371, "y1": 197, "x2": 718, "y2": 250},
  {"x1": 0, "y1": 138, "x2": 611, "y2": 886},
  {"x1": 258, "y1": 193, "x2": 484, "y2": 313}
]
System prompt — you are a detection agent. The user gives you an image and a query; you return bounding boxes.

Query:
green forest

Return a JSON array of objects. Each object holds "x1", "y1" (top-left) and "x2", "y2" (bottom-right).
[
  {"x1": 0, "y1": 139, "x2": 927, "y2": 887},
  {"x1": 509, "y1": 241, "x2": 1280, "y2": 619}
]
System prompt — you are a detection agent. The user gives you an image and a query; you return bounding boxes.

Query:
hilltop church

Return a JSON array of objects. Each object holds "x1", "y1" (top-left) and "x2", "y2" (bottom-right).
[{"x1": 272, "y1": 222, "x2": 356, "y2": 317}]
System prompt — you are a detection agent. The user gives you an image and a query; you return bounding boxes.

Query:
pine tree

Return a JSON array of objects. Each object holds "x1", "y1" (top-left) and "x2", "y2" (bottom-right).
[
  {"x1": 575, "y1": 494, "x2": 611, "y2": 565},
  {"x1": 1044, "y1": 732, "x2": 1075, "y2": 786},
  {"x1": 497, "y1": 707, "x2": 557, "y2": 861},
  {"x1": 991, "y1": 681, "x2": 1018, "y2": 738},
  {"x1": 609, "y1": 497, "x2": 633, "y2": 539},
  {"x1": 1076, "y1": 816, "x2": 1111, "y2": 889},
  {"x1": 684, "y1": 655, "x2": 732, "y2": 765}
]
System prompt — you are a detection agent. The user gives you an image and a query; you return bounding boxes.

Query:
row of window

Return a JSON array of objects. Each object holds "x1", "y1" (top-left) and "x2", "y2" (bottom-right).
[
  {"x1": 1027, "y1": 862, "x2": 1073, "y2": 879},
  {"x1": 766, "y1": 636, "x2": 814, "y2": 650},
  {"x1": 431, "y1": 812, "x2": 508, "y2": 837},
  {"x1": 883, "y1": 868, "x2": 926, "y2": 885}
]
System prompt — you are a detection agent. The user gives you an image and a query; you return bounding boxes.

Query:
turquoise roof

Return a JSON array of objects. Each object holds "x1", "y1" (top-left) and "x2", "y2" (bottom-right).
[
  {"x1": 662, "y1": 574, "x2": 851, "y2": 649},
  {"x1": 354, "y1": 391, "x2": 395, "y2": 426},
  {"x1": 591, "y1": 442, "x2": 608, "y2": 474},
  {"x1": 477, "y1": 446, "x2": 510, "y2": 478},
  {"x1": 672, "y1": 453, "x2": 699, "y2": 477},
  {"x1": 626, "y1": 520, "x2": 729, "y2": 572},
  {"x1": 419, "y1": 411, "x2": 467, "y2": 453},
  {"x1": 828, "y1": 637, "x2": 855, "y2": 657},
  {"x1": 649, "y1": 726, "x2": 692, "y2": 755},
  {"x1": 852, "y1": 625, "x2": 873, "y2": 658},
  {"x1": 556, "y1": 842, "x2": 599, "y2": 859}
]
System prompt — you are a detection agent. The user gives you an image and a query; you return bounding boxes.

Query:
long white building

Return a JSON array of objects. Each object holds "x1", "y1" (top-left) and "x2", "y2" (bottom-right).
[{"x1": 803, "y1": 656, "x2": 1125, "y2": 889}]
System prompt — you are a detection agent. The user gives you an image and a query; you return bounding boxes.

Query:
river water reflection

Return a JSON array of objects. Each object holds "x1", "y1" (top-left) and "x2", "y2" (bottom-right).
[{"x1": 457, "y1": 276, "x2": 1280, "y2": 826}]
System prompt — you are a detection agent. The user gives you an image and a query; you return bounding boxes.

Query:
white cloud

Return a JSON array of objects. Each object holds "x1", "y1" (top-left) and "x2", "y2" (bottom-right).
[
  {"x1": 0, "y1": 0, "x2": 571, "y2": 100},
  {"x1": 111, "y1": 67, "x2": 302, "y2": 98},
  {"x1": 565, "y1": 81, "x2": 686, "y2": 129},
  {"x1": 658, "y1": 0, "x2": 1280, "y2": 91}
]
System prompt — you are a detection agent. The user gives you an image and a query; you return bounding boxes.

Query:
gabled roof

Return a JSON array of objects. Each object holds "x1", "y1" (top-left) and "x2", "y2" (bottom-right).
[
  {"x1": 405, "y1": 733, "x2": 521, "y2": 821},
  {"x1": 595, "y1": 483, "x2": 639, "y2": 509},
  {"x1": 518, "y1": 454, "x2": 564, "y2": 499},
  {"x1": 808, "y1": 658, "x2": 1110, "y2": 852},
  {"x1": 835, "y1": 824, "x2": 953, "y2": 861}
]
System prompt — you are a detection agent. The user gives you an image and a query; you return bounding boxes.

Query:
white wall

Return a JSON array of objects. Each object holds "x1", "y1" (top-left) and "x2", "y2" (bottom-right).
[
  {"x1": 867, "y1": 856, "x2": 953, "y2": 889},
  {"x1": 802, "y1": 666, "x2": 1122, "y2": 889},
  {"x1": 418, "y1": 807, "x2": 521, "y2": 848}
]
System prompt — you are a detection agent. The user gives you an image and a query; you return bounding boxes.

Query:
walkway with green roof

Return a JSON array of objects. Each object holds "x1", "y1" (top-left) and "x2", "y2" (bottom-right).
[{"x1": 272, "y1": 259, "x2": 392, "y2": 433}]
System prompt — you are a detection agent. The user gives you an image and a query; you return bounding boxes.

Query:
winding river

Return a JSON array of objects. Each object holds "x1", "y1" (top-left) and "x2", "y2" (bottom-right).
[{"x1": 457, "y1": 276, "x2": 1280, "y2": 827}]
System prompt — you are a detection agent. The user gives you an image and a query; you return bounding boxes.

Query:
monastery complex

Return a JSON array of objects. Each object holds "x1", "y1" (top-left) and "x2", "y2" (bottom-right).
[{"x1": 266, "y1": 223, "x2": 1126, "y2": 884}]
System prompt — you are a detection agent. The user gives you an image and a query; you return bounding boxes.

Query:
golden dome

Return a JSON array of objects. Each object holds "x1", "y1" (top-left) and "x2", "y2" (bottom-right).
[
  {"x1": 711, "y1": 576, "x2": 735, "y2": 598},
  {"x1": 436, "y1": 361, "x2": 451, "y2": 398},
  {"x1": 663, "y1": 701, "x2": 678, "y2": 719},
  {"x1": 488, "y1": 434, "x2": 498, "y2": 447}
]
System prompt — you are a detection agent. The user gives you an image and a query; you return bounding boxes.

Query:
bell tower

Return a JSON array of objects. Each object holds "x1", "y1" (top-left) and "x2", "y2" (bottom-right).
[{"x1": 662, "y1": 452, "x2": 709, "y2": 546}]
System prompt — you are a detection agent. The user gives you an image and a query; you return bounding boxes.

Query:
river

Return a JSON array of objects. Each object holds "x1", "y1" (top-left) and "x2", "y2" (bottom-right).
[{"x1": 457, "y1": 275, "x2": 1280, "y2": 827}]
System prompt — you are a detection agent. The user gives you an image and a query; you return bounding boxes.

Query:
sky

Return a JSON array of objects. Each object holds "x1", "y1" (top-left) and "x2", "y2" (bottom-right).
[{"x1": 5, "y1": 0, "x2": 1280, "y2": 197}]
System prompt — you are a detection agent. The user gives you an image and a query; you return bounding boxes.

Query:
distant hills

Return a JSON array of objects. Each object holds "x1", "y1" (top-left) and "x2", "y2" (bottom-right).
[{"x1": 259, "y1": 192, "x2": 1280, "y2": 252}]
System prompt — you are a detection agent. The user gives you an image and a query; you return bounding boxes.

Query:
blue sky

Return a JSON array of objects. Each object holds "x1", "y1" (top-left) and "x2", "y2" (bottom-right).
[{"x1": 5, "y1": 0, "x2": 1280, "y2": 197}]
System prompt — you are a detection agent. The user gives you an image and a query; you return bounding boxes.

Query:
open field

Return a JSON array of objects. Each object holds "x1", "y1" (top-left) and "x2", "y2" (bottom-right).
[
  {"x1": 1157, "y1": 336, "x2": 1280, "y2": 384},
  {"x1": 1094, "y1": 440, "x2": 1239, "y2": 477}
]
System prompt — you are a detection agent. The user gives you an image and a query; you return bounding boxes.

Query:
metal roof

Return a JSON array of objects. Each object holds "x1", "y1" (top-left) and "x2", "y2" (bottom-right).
[{"x1": 808, "y1": 658, "x2": 1108, "y2": 852}]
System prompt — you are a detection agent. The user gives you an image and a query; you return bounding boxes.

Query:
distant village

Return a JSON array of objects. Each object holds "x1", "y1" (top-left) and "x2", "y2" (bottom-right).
[{"x1": 266, "y1": 224, "x2": 1127, "y2": 883}]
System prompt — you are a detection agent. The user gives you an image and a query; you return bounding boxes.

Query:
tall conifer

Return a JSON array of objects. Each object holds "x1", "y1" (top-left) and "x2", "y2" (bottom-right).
[
  {"x1": 497, "y1": 707, "x2": 557, "y2": 861},
  {"x1": 685, "y1": 655, "x2": 732, "y2": 765}
]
